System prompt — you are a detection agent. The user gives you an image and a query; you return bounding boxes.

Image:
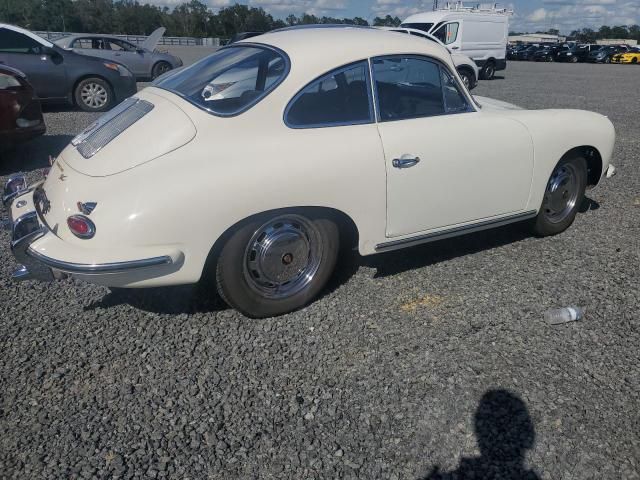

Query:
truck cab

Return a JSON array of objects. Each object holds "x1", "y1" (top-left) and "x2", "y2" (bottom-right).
[{"x1": 401, "y1": 4, "x2": 510, "y2": 80}]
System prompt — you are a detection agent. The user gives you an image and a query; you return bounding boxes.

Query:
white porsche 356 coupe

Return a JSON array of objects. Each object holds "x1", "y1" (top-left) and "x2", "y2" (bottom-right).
[{"x1": 4, "y1": 26, "x2": 615, "y2": 318}]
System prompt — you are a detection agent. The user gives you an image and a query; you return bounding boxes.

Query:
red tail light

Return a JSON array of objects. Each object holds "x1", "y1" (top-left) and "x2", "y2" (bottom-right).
[{"x1": 67, "y1": 215, "x2": 95, "y2": 239}]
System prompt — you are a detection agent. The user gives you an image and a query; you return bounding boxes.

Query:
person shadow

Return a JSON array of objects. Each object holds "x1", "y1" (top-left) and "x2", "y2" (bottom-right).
[{"x1": 421, "y1": 389, "x2": 541, "y2": 480}]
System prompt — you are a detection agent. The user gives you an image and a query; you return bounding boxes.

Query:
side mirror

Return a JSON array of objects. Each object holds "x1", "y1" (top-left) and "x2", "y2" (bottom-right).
[{"x1": 46, "y1": 47, "x2": 64, "y2": 64}]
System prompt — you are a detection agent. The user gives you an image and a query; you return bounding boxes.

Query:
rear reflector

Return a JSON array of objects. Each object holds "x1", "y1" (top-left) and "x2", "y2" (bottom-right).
[{"x1": 67, "y1": 215, "x2": 95, "y2": 239}]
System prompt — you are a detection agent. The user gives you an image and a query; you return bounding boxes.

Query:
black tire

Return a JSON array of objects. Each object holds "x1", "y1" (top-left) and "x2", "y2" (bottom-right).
[
  {"x1": 74, "y1": 77, "x2": 114, "y2": 112},
  {"x1": 480, "y1": 61, "x2": 495, "y2": 80},
  {"x1": 632, "y1": 58, "x2": 638, "y2": 64},
  {"x1": 458, "y1": 69, "x2": 474, "y2": 90},
  {"x1": 570, "y1": 56, "x2": 578, "y2": 63},
  {"x1": 152, "y1": 61, "x2": 172, "y2": 79},
  {"x1": 530, "y1": 156, "x2": 587, "y2": 237},
  {"x1": 605, "y1": 57, "x2": 611, "y2": 64},
  {"x1": 215, "y1": 210, "x2": 340, "y2": 318}
]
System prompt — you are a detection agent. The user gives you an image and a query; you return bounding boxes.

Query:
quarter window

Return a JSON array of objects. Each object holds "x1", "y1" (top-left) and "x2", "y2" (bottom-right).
[
  {"x1": 285, "y1": 61, "x2": 373, "y2": 128},
  {"x1": 441, "y1": 69, "x2": 469, "y2": 113}
]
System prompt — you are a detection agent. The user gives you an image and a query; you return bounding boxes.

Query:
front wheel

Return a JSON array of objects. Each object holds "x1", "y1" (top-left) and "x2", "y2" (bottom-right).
[
  {"x1": 152, "y1": 61, "x2": 172, "y2": 79},
  {"x1": 530, "y1": 156, "x2": 587, "y2": 237},
  {"x1": 215, "y1": 211, "x2": 339, "y2": 318},
  {"x1": 458, "y1": 69, "x2": 473, "y2": 90},
  {"x1": 74, "y1": 78, "x2": 114, "y2": 112}
]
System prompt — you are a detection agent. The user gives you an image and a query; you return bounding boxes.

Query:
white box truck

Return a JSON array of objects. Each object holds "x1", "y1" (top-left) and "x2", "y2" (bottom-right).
[{"x1": 401, "y1": 2, "x2": 510, "y2": 80}]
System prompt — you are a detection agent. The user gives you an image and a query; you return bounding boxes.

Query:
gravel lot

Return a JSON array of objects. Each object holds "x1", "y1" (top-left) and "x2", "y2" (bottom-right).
[{"x1": 1, "y1": 61, "x2": 639, "y2": 479}]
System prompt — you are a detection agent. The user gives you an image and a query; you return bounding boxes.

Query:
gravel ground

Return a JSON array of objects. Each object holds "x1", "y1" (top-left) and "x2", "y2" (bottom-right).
[{"x1": 1, "y1": 61, "x2": 639, "y2": 479}]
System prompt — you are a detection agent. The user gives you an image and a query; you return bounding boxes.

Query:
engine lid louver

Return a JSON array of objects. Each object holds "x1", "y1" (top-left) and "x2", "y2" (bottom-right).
[{"x1": 72, "y1": 98, "x2": 154, "y2": 159}]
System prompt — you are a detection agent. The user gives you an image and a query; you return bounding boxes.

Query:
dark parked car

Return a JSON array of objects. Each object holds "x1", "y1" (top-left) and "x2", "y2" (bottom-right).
[
  {"x1": 0, "y1": 64, "x2": 45, "y2": 150},
  {"x1": 507, "y1": 44, "x2": 528, "y2": 60},
  {"x1": 588, "y1": 45, "x2": 630, "y2": 63},
  {"x1": 533, "y1": 45, "x2": 563, "y2": 62},
  {"x1": 515, "y1": 45, "x2": 543, "y2": 61},
  {"x1": 0, "y1": 23, "x2": 137, "y2": 112},
  {"x1": 556, "y1": 44, "x2": 600, "y2": 63}
]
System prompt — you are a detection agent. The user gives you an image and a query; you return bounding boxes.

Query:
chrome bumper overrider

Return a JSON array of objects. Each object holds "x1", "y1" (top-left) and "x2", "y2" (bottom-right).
[{"x1": 3, "y1": 174, "x2": 173, "y2": 282}]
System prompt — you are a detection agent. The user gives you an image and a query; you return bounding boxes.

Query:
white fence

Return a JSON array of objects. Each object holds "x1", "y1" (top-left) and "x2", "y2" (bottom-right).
[{"x1": 35, "y1": 31, "x2": 222, "y2": 47}]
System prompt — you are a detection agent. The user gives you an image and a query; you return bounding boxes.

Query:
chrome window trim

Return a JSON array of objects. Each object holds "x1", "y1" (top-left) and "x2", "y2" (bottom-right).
[
  {"x1": 26, "y1": 249, "x2": 173, "y2": 275},
  {"x1": 283, "y1": 60, "x2": 376, "y2": 129},
  {"x1": 371, "y1": 54, "x2": 476, "y2": 124},
  {"x1": 155, "y1": 43, "x2": 291, "y2": 119}
]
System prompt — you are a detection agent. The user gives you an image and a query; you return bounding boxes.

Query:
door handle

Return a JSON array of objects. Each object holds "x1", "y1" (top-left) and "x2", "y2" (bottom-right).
[
  {"x1": 451, "y1": 46, "x2": 460, "y2": 50},
  {"x1": 393, "y1": 156, "x2": 421, "y2": 169}
]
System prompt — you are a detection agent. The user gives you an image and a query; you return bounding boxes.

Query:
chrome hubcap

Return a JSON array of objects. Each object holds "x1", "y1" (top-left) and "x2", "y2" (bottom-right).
[
  {"x1": 80, "y1": 83, "x2": 108, "y2": 108},
  {"x1": 244, "y1": 215, "x2": 322, "y2": 299},
  {"x1": 543, "y1": 164, "x2": 579, "y2": 223},
  {"x1": 462, "y1": 75, "x2": 470, "y2": 88}
]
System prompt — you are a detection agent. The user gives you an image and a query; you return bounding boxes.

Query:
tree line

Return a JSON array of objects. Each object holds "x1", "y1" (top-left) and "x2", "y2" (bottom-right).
[
  {"x1": 3, "y1": 0, "x2": 638, "y2": 42},
  {"x1": 0, "y1": 0, "x2": 402, "y2": 38}
]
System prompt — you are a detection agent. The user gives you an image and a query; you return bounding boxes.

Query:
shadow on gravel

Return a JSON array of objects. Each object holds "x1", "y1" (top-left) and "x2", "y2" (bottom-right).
[
  {"x1": 360, "y1": 223, "x2": 531, "y2": 279},
  {"x1": 0, "y1": 135, "x2": 73, "y2": 176},
  {"x1": 420, "y1": 389, "x2": 541, "y2": 480},
  {"x1": 84, "y1": 284, "x2": 227, "y2": 315},
  {"x1": 579, "y1": 196, "x2": 600, "y2": 212}
]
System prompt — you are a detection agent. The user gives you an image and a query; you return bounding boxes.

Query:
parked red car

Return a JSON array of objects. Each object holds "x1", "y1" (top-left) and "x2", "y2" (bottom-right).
[{"x1": 0, "y1": 64, "x2": 45, "y2": 149}]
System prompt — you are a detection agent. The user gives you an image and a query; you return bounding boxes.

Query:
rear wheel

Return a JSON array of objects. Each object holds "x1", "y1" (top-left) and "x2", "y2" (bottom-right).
[
  {"x1": 531, "y1": 156, "x2": 587, "y2": 237},
  {"x1": 605, "y1": 57, "x2": 611, "y2": 64},
  {"x1": 480, "y1": 61, "x2": 495, "y2": 80},
  {"x1": 74, "y1": 77, "x2": 114, "y2": 112},
  {"x1": 215, "y1": 211, "x2": 339, "y2": 318},
  {"x1": 570, "y1": 56, "x2": 579, "y2": 63}
]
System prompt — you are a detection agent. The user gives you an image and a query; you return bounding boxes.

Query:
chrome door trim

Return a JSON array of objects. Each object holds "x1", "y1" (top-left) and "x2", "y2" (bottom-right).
[{"x1": 376, "y1": 210, "x2": 537, "y2": 252}]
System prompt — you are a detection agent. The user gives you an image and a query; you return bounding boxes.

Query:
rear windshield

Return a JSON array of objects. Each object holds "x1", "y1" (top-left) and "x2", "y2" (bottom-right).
[{"x1": 155, "y1": 45, "x2": 288, "y2": 116}]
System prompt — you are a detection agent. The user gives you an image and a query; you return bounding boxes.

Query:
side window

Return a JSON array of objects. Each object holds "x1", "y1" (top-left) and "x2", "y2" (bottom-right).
[
  {"x1": 441, "y1": 69, "x2": 469, "y2": 113},
  {"x1": 0, "y1": 29, "x2": 45, "y2": 54},
  {"x1": 285, "y1": 61, "x2": 373, "y2": 128},
  {"x1": 109, "y1": 39, "x2": 135, "y2": 52},
  {"x1": 373, "y1": 57, "x2": 444, "y2": 121},
  {"x1": 71, "y1": 38, "x2": 92, "y2": 49},
  {"x1": 433, "y1": 22, "x2": 459, "y2": 45}
]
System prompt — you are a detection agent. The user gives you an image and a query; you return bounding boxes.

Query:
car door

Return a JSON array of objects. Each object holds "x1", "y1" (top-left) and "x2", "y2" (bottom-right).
[
  {"x1": 0, "y1": 28, "x2": 67, "y2": 100},
  {"x1": 372, "y1": 55, "x2": 534, "y2": 238}
]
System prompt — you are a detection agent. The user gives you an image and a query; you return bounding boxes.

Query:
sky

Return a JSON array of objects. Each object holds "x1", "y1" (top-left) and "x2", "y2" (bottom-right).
[{"x1": 149, "y1": 0, "x2": 640, "y2": 34}]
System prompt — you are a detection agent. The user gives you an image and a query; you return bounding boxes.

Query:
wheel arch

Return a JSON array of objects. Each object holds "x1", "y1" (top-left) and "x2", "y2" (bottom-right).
[
  {"x1": 199, "y1": 206, "x2": 359, "y2": 282},
  {"x1": 560, "y1": 145, "x2": 603, "y2": 187}
]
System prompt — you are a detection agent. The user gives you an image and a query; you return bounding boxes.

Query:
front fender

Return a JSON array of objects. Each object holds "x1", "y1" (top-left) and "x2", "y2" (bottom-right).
[{"x1": 506, "y1": 109, "x2": 615, "y2": 211}]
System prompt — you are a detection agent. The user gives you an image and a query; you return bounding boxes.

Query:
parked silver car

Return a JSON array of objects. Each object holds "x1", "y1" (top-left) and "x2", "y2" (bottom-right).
[{"x1": 55, "y1": 28, "x2": 183, "y2": 80}]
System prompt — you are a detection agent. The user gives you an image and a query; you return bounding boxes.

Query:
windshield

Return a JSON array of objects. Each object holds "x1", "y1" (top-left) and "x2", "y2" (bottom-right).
[
  {"x1": 400, "y1": 23, "x2": 434, "y2": 34},
  {"x1": 155, "y1": 45, "x2": 288, "y2": 116}
]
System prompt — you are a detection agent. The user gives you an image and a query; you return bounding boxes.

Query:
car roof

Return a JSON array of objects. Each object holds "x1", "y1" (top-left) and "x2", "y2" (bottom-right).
[
  {"x1": 242, "y1": 26, "x2": 451, "y2": 76},
  {"x1": 0, "y1": 23, "x2": 53, "y2": 47}
]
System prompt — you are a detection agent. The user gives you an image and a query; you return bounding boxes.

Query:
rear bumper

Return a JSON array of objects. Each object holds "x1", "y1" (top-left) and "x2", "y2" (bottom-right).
[{"x1": 3, "y1": 176, "x2": 180, "y2": 284}]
